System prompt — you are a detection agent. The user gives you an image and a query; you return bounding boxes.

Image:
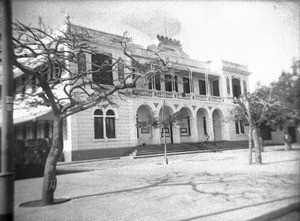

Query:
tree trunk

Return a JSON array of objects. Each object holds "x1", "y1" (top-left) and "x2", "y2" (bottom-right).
[
  {"x1": 258, "y1": 128, "x2": 264, "y2": 152},
  {"x1": 248, "y1": 126, "x2": 253, "y2": 165},
  {"x1": 252, "y1": 127, "x2": 262, "y2": 164},
  {"x1": 42, "y1": 116, "x2": 64, "y2": 205},
  {"x1": 163, "y1": 127, "x2": 168, "y2": 165}
]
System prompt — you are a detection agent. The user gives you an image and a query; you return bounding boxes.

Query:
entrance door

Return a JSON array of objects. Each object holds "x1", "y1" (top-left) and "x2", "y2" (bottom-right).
[{"x1": 288, "y1": 127, "x2": 297, "y2": 143}]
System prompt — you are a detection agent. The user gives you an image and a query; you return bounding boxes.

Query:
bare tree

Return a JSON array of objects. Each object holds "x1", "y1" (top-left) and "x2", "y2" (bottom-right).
[
  {"x1": 11, "y1": 21, "x2": 171, "y2": 205},
  {"x1": 232, "y1": 90, "x2": 285, "y2": 164}
]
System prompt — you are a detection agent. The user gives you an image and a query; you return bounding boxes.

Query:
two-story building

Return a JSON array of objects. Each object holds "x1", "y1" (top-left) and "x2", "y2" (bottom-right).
[{"x1": 1, "y1": 23, "x2": 253, "y2": 162}]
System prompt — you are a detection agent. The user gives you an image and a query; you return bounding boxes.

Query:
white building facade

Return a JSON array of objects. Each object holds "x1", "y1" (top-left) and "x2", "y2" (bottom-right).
[{"x1": 58, "y1": 25, "x2": 251, "y2": 161}]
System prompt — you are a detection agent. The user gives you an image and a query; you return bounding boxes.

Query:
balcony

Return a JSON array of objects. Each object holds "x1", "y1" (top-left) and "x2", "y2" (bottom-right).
[{"x1": 132, "y1": 88, "x2": 225, "y2": 102}]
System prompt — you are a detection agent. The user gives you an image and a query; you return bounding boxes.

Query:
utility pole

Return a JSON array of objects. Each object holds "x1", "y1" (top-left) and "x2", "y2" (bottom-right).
[
  {"x1": 0, "y1": 0, "x2": 15, "y2": 220},
  {"x1": 162, "y1": 99, "x2": 168, "y2": 164}
]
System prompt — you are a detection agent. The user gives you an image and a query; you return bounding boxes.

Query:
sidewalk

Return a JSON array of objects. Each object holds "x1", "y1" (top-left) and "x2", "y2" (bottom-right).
[{"x1": 14, "y1": 145, "x2": 300, "y2": 221}]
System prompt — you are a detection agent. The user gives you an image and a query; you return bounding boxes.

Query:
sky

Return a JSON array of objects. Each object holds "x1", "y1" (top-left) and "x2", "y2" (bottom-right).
[{"x1": 11, "y1": 0, "x2": 300, "y2": 91}]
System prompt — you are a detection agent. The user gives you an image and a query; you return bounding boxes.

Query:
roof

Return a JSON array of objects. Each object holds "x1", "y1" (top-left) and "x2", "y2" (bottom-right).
[{"x1": 0, "y1": 107, "x2": 53, "y2": 127}]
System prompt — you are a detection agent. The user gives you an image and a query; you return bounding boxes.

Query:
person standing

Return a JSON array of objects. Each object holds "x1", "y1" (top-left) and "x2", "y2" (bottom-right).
[{"x1": 283, "y1": 131, "x2": 292, "y2": 150}]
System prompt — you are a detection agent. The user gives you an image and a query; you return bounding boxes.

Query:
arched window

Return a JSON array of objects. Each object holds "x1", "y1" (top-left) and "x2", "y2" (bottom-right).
[
  {"x1": 94, "y1": 109, "x2": 104, "y2": 139},
  {"x1": 106, "y1": 110, "x2": 116, "y2": 138},
  {"x1": 94, "y1": 109, "x2": 116, "y2": 139}
]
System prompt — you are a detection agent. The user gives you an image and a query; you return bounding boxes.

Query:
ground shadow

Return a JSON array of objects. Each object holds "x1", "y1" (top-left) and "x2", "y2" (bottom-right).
[{"x1": 19, "y1": 198, "x2": 71, "y2": 207}]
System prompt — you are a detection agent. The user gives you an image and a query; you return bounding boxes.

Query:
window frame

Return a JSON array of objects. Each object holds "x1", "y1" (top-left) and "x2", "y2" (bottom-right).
[{"x1": 94, "y1": 109, "x2": 117, "y2": 140}]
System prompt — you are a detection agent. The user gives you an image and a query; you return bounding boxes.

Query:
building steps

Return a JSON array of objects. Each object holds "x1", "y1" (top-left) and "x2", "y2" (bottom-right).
[{"x1": 124, "y1": 140, "x2": 249, "y2": 158}]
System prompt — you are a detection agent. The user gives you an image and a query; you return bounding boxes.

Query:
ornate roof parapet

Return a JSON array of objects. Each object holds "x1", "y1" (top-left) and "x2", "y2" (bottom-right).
[{"x1": 157, "y1": 35, "x2": 182, "y2": 49}]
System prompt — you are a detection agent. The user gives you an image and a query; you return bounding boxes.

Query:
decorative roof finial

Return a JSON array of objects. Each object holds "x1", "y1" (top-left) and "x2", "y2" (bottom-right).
[{"x1": 65, "y1": 14, "x2": 70, "y2": 24}]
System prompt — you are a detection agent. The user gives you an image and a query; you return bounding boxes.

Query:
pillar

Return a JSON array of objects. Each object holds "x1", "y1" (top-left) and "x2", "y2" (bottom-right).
[
  {"x1": 207, "y1": 117, "x2": 215, "y2": 141},
  {"x1": 172, "y1": 123, "x2": 181, "y2": 144},
  {"x1": 190, "y1": 117, "x2": 198, "y2": 142}
]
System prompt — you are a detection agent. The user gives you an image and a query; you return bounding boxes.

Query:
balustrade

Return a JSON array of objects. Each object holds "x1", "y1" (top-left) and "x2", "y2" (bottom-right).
[{"x1": 132, "y1": 88, "x2": 226, "y2": 102}]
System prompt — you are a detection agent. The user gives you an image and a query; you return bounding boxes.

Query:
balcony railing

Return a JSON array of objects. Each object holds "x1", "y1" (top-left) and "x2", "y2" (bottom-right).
[{"x1": 132, "y1": 88, "x2": 226, "y2": 103}]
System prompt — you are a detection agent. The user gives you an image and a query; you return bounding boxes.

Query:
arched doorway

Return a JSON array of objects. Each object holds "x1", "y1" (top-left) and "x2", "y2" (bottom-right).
[
  {"x1": 196, "y1": 108, "x2": 209, "y2": 142},
  {"x1": 159, "y1": 105, "x2": 174, "y2": 144},
  {"x1": 136, "y1": 105, "x2": 153, "y2": 145},
  {"x1": 212, "y1": 109, "x2": 224, "y2": 141},
  {"x1": 178, "y1": 107, "x2": 193, "y2": 143}
]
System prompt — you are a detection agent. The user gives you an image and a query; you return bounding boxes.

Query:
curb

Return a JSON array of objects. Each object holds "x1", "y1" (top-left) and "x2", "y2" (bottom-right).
[{"x1": 249, "y1": 202, "x2": 300, "y2": 221}]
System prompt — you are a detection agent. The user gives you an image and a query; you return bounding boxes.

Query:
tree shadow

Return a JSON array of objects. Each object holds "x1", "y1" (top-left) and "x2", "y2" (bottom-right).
[
  {"x1": 178, "y1": 195, "x2": 300, "y2": 221},
  {"x1": 263, "y1": 158, "x2": 300, "y2": 165}
]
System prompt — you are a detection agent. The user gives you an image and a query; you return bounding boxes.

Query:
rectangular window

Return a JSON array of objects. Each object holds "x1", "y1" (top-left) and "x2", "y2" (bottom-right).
[
  {"x1": 187, "y1": 117, "x2": 191, "y2": 136},
  {"x1": 212, "y1": 80, "x2": 220, "y2": 96},
  {"x1": 165, "y1": 74, "x2": 172, "y2": 92},
  {"x1": 261, "y1": 123, "x2": 272, "y2": 140},
  {"x1": 117, "y1": 59, "x2": 125, "y2": 83},
  {"x1": 149, "y1": 77, "x2": 154, "y2": 90},
  {"x1": 233, "y1": 84, "x2": 241, "y2": 98},
  {"x1": 44, "y1": 122, "x2": 49, "y2": 138},
  {"x1": 235, "y1": 121, "x2": 240, "y2": 134},
  {"x1": 94, "y1": 117, "x2": 104, "y2": 139},
  {"x1": 78, "y1": 53, "x2": 86, "y2": 74},
  {"x1": 203, "y1": 117, "x2": 207, "y2": 135},
  {"x1": 199, "y1": 80, "x2": 206, "y2": 95},
  {"x1": 106, "y1": 117, "x2": 116, "y2": 138},
  {"x1": 183, "y1": 77, "x2": 190, "y2": 94},
  {"x1": 155, "y1": 75, "x2": 161, "y2": 90},
  {"x1": 240, "y1": 121, "x2": 245, "y2": 134},
  {"x1": 174, "y1": 76, "x2": 178, "y2": 92},
  {"x1": 92, "y1": 53, "x2": 113, "y2": 85}
]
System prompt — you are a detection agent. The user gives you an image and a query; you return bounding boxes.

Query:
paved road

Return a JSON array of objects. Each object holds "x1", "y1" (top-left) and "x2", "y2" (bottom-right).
[{"x1": 14, "y1": 145, "x2": 300, "y2": 221}]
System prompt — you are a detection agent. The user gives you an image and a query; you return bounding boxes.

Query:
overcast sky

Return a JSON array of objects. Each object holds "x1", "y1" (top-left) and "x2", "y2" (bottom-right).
[{"x1": 12, "y1": 0, "x2": 300, "y2": 91}]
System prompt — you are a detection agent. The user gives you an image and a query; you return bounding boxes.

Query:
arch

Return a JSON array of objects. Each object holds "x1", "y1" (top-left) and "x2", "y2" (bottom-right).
[
  {"x1": 136, "y1": 104, "x2": 154, "y2": 145},
  {"x1": 159, "y1": 105, "x2": 175, "y2": 144},
  {"x1": 196, "y1": 108, "x2": 209, "y2": 141},
  {"x1": 178, "y1": 107, "x2": 193, "y2": 142},
  {"x1": 212, "y1": 109, "x2": 224, "y2": 141},
  {"x1": 106, "y1": 109, "x2": 115, "y2": 115},
  {"x1": 94, "y1": 109, "x2": 103, "y2": 115}
]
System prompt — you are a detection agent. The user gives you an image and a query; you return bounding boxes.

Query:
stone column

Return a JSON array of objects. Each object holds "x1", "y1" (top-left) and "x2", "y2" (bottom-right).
[
  {"x1": 207, "y1": 117, "x2": 215, "y2": 141},
  {"x1": 172, "y1": 123, "x2": 181, "y2": 144},
  {"x1": 240, "y1": 77, "x2": 244, "y2": 95},
  {"x1": 205, "y1": 73, "x2": 210, "y2": 96},
  {"x1": 152, "y1": 127, "x2": 161, "y2": 145},
  {"x1": 229, "y1": 76, "x2": 233, "y2": 97},
  {"x1": 190, "y1": 117, "x2": 198, "y2": 142}
]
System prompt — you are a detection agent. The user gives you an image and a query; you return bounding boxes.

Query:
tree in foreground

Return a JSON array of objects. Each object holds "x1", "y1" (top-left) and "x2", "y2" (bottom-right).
[
  {"x1": 232, "y1": 61, "x2": 300, "y2": 164},
  {"x1": 12, "y1": 20, "x2": 172, "y2": 205},
  {"x1": 232, "y1": 90, "x2": 285, "y2": 164}
]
